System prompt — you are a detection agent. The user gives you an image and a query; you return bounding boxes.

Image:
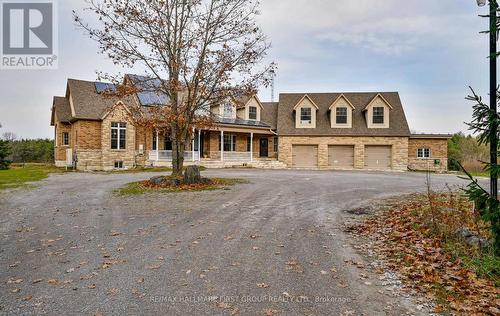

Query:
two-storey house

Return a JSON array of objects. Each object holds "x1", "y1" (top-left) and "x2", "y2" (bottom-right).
[{"x1": 51, "y1": 76, "x2": 449, "y2": 171}]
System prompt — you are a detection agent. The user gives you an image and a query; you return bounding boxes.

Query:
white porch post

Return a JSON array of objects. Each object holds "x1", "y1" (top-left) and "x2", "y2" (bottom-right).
[
  {"x1": 250, "y1": 132, "x2": 253, "y2": 162},
  {"x1": 198, "y1": 129, "x2": 202, "y2": 161},
  {"x1": 220, "y1": 130, "x2": 224, "y2": 161},
  {"x1": 155, "y1": 129, "x2": 159, "y2": 162},
  {"x1": 192, "y1": 127, "x2": 195, "y2": 162}
]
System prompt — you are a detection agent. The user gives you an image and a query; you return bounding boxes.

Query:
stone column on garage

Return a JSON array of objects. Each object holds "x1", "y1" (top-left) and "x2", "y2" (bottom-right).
[
  {"x1": 354, "y1": 143, "x2": 365, "y2": 169},
  {"x1": 318, "y1": 143, "x2": 329, "y2": 168}
]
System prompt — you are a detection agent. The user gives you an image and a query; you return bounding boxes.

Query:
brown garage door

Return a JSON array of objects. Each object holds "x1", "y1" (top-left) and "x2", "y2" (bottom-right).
[
  {"x1": 328, "y1": 145, "x2": 354, "y2": 168},
  {"x1": 292, "y1": 145, "x2": 318, "y2": 168},
  {"x1": 365, "y1": 145, "x2": 392, "y2": 169}
]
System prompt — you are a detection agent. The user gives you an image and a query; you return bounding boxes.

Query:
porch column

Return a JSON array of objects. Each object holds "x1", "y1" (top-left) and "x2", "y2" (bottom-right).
[
  {"x1": 198, "y1": 129, "x2": 202, "y2": 161},
  {"x1": 220, "y1": 130, "x2": 224, "y2": 161},
  {"x1": 250, "y1": 132, "x2": 253, "y2": 162},
  {"x1": 156, "y1": 129, "x2": 159, "y2": 162},
  {"x1": 192, "y1": 127, "x2": 195, "y2": 162}
]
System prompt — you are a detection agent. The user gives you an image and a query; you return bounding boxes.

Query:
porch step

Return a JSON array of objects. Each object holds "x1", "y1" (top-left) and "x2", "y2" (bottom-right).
[
  {"x1": 199, "y1": 161, "x2": 248, "y2": 169},
  {"x1": 247, "y1": 160, "x2": 288, "y2": 169}
]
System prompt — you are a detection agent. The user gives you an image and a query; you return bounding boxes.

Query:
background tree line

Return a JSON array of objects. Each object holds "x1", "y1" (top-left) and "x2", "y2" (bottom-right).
[
  {"x1": 1, "y1": 132, "x2": 53, "y2": 164},
  {"x1": 448, "y1": 132, "x2": 489, "y2": 172}
]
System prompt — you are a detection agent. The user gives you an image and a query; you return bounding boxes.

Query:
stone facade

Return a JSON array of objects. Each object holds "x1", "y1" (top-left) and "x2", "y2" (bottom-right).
[
  {"x1": 99, "y1": 103, "x2": 137, "y2": 171},
  {"x1": 278, "y1": 136, "x2": 409, "y2": 171},
  {"x1": 408, "y1": 138, "x2": 448, "y2": 172}
]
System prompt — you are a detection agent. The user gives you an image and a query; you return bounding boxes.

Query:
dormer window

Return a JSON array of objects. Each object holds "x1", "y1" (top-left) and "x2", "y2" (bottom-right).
[
  {"x1": 336, "y1": 107, "x2": 348, "y2": 124},
  {"x1": 373, "y1": 107, "x2": 385, "y2": 124},
  {"x1": 223, "y1": 102, "x2": 235, "y2": 118},
  {"x1": 300, "y1": 108, "x2": 312, "y2": 125},
  {"x1": 249, "y1": 106, "x2": 257, "y2": 120}
]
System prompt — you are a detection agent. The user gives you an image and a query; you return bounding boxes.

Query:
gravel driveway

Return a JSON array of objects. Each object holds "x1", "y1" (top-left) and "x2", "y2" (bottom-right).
[{"x1": 0, "y1": 169, "x2": 478, "y2": 316}]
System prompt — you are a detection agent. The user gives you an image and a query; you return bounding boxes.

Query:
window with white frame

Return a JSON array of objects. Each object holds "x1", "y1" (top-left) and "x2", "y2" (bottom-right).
[
  {"x1": 152, "y1": 132, "x2": 157, "y2": 150},
  {"x1": 300, "y1": 108, "x2": 312, "y2": 125},
  {"x1": 62, "y1": 132, "x2": 69, "y2": 146},
  {"x1": 219, "y1": 134, "x2": 236, "y2": 152},
  {"x1": 336, "y1": 107, "x2": 348, "y2": 124},
  {"x1": 249, "y1": 106, "x2": 257, "y2": 120},
  {"x1": 417, "y1": 148, "x2": 431, "y2": 158},
  {"x1": 273, "y1": 137, "x2": 278, "y2": 152},
  {"x1": 223, "y1": 102, "x2": 235, "y2": 118},
  {"x1": 114, "y1": 161, "x2": 124, "y2": 169},
  {"x1": 373, "y1": 107, "x2": 385, "y2": 124},
  {"x1": 111, "y1": 122, "x2": 127, "y2": 149}
]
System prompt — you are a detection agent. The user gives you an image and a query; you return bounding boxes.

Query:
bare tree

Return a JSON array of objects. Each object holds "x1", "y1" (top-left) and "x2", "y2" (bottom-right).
[
  {"x1": 74, "y1": 0, "x2": 275, "y2": 176},
  {"x1": 2, "y1": 132, "x2": 17, "y2": 142}
]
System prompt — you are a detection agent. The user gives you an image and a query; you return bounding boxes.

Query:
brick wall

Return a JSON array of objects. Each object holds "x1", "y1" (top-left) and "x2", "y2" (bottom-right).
[
  {"x1": 278, "y1": 136, "x2": 409, "y2": 170},
  {"x1": 54, "y1": 122, "x2": 72, "y2": 162},
  {"x1": 75, "y1": 120, "x2": 101, "y2": 149},
  {"x1": 408, "y1": 138, "x2": 448, "y2": 171}
]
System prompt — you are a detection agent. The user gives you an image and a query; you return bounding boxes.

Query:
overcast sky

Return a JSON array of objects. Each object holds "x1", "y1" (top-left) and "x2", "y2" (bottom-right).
[{"x1": 0, "y1": 0, "x2": 494, "y2": 138}]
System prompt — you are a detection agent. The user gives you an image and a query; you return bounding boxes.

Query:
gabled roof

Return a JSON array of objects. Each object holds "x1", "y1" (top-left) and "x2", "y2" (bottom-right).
[
  {"x1": 51, "y1": 96, "x2": 72, "y2": 125},
  {"x1": 329, "y1": 94, "x2": 355, "y2": 109},
  {"x1": 277, "y1": 92, "x2": 410, "y2": 136},
  {"x1": 363, "y1": 93, "x2": 394, "y2": 111},
  {"x1": 293, "y1": 94, "x2": 319, "y2": 110},
  {"x1": 66, "y1": 79, "x2": 139, "y2": 121}
]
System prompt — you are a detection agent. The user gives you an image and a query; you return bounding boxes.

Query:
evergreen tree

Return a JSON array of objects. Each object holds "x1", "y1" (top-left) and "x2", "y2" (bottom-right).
[{"x1": 0, "y1": 139, "x2": 11, "y2": 170}]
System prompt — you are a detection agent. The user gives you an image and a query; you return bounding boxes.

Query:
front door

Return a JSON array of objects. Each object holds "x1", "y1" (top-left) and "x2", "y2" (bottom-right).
[{"x1": 260, "y1": 138, "x2": 269, "y2": 157}]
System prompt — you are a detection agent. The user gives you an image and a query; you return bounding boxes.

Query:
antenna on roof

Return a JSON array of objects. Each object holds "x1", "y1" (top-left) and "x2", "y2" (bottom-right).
[{"x1": 270, "y1": 69, "x2": 276, "y2": 102}]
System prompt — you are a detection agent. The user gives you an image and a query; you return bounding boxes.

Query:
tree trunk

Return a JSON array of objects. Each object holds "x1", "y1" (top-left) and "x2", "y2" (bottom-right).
[{"x1": 171, "y1": 136, "x2": 185, "y2": 177}]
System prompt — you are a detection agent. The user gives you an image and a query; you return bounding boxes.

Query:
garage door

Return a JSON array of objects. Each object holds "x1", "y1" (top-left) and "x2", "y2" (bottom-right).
[
  {"x1": 328, "y1": 145, "x2": 354, "y2": 168},
  {"x1": 292, "y1": 145, "x2": 318, "y2": 168},
  {"x1": 365, "y1": 145, "x2": 392, "y2": 169}
]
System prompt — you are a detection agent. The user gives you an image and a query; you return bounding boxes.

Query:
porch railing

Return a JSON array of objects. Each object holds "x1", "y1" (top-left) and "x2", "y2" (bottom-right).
[
  {"x1": 223, "y1": 152, "x2": 252, "y2": 161},
  {"x1": 148, "y1": 150, "x2": 252, "y2": 162},
  {"x1": 149, "y1": 150, "x2": 200, "y2": 162}
]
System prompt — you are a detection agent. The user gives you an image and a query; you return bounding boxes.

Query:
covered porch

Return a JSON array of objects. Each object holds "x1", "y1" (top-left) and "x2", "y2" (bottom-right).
[{"x1": 147, "y1": 126, "x2": 277, "y2": 165}]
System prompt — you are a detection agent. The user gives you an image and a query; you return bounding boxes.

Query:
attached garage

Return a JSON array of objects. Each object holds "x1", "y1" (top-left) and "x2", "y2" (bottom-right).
[
  {"x1": 292, "y1": 145, "x2": 318, "y2": 168},
  {"x1": 365, "y1": 145, "x2": 392, "y2": 169},
  {"x1": 328, "y1": 145, "x2": 354, "y2": 169}
]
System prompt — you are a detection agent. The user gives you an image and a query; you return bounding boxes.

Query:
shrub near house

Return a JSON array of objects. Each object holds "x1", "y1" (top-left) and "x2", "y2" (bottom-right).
[{"x1": 51, "y1": 77, "x2": 450, "y2": 171}]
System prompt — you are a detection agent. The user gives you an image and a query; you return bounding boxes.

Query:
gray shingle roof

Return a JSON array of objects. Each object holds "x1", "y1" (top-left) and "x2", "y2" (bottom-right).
[
  {"x1": 215, "y1": 117, "x2": 271, "y2": 128},
  {"x1": 261, "y1": 102, "x2": 278, "y2": 129},
  {"x1": 52, "y1": 96, "x2": 72, "y2": 124},
  {"x1": 67, "y1": 79, "x2": 139, "y2": 120},
  {"x1": 276, "y1": 92, "x2": 411, "y2": 136}
]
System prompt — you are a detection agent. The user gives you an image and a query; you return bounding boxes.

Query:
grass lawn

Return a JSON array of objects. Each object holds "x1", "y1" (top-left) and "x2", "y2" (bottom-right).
[
  {"x1": 115, "y1": 177, "x2": 246, "y2": 195},
  {"x1": 0, "y1": 164, "x2": 66, "y2": 190},
  {"x1": 466, "y1": 171, "x2": 489, "y2": 178}
]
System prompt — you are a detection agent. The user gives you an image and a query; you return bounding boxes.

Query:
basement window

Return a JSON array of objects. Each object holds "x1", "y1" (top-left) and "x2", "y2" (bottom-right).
[
  {"x1": 417, "y1": 148, "x2": 431, "y2": 158},
  {"x1": 114, "y1": 161, "x2": 124, "y2": 169}
]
